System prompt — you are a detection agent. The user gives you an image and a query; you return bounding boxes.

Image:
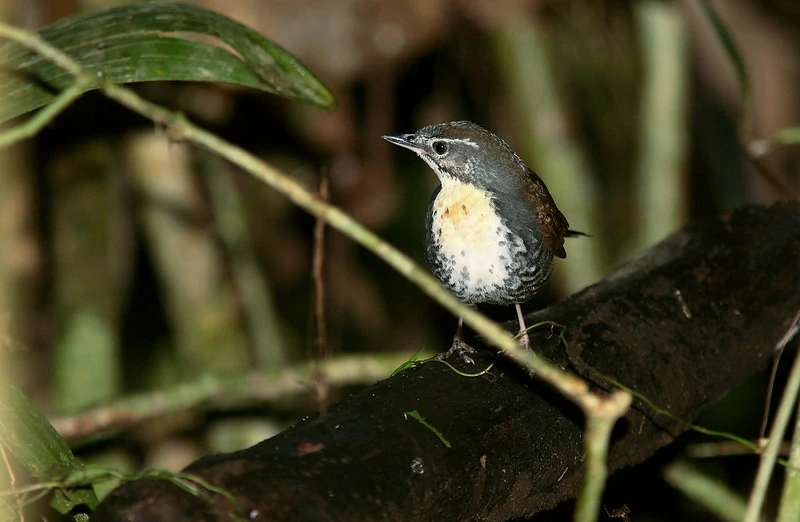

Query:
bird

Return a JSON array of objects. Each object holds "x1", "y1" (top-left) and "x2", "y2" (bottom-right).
[{"x1": 382, "y1": 120, "x2": 581, "y2": 350}]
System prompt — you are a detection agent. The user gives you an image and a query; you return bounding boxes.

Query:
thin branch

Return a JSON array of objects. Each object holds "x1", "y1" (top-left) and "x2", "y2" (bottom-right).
[
  {"x1": 0, "y1": 81, "x2": 89, "y2": 146},
  {"x1": 745, "y1": 309, "x2": 800, "y2": 522},
  {"x1": 312, "y1": 173, "x2": 329, "y2": 364},
  {"x1": 664, "y1": 459, "x2": 764, "y2": 522},
  {"x1": 573, "y1": 390, "x2": 632, "y2": 522},
  {"x1": 0, "y1": 24, "x2": 86, "y2": 77},
  {"x1": 51, "y1": 351, "x2": 422, "y2": 442},
  {"x1": 308, "y1": 173, "x2": 330, "y2": 418},
  {"x1": 761, "y1": 308, "x2": 800, "y2": 438},
  {"x1": 777, "y1": 370, "x2": 800, "y2": 522}
]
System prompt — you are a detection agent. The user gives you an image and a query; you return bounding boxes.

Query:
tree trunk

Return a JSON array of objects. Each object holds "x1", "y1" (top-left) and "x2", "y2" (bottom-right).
[{"x1": 90, "y1": 200, "x2": 800, "y2": 521}]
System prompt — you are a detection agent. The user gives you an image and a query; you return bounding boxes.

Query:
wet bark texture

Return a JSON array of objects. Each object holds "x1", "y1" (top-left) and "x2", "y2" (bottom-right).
[{"x1": 90, "y1": 200, "x2": 800, "y2": 521}]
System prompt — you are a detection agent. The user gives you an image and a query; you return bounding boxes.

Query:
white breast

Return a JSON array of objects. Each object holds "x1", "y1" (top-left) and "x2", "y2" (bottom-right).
[{"x1": 428, "y1": 178, "x2": 532, "y2": 303}]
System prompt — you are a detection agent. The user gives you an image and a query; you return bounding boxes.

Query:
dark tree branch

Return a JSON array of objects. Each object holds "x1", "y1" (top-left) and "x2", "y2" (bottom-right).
[{"x1": 90, "y1": 200, "x2": 800, "y2": 521}]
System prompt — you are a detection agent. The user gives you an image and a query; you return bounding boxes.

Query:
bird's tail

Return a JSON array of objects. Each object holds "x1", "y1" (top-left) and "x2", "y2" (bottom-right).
[{"x1": 566, "y1": 230, "x2": 590, "y2": 238}]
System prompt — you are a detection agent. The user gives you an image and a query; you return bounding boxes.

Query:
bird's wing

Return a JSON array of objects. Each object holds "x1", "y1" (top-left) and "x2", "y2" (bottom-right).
[{"x1": 521, "y1": 169, "x2": 571, "y2": 259}]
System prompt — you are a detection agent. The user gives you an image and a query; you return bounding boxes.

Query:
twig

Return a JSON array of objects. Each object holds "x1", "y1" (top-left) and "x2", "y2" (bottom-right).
[
  {"x1": 744, "y1": 309, "x2": 800, "y2": 522},
  {"x1": 0, "y1": 24, "x2": 85, "y2": 77},
  {"x1": 309, "y1": 172, "x2": 330, "y2": 417},
  {"x1": 589, "y1": 368, "x2": 763, "y2": 454},
  {"x1": 761, "y1": 308, "x2": 800, "y2": 438},
  {"x1": 573, "y1": 390, "x2": 632, "y2": 522},
  {"x1": 51, "y1": 351, "x2": 421, "y2": 442},
  {"x1": 777, "y1": 368, "x2": 800, "y2": 522},
  {"x1": 0, "y1": 466, "x2": 242, "y2": 518},
  {"x1": 664, "y1": 459, "x2": 763, "y2": 522},
  {"x1": 312, "y1": 173, "x2": 329, "y2": 363},
  {"x1": 0, "y1": 81, "x2": 89, "y2": 147}
]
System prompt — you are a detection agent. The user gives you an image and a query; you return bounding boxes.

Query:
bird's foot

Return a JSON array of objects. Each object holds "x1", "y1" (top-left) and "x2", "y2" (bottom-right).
[{"x1": 437, "y1": 338, "x2": 477, "y2": 365}]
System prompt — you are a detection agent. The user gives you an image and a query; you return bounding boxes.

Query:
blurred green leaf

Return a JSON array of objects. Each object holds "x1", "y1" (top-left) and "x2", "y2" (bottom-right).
[
  {"x1": 749, "y1": 126, "x2": 800, "y2": 158},
  {"x1": 0, "y1": 1, "x2": 334, "y2": 122},
  {"x1": 699, "y1": 0, "x2": 748, "y2": 98},
  {"x1": 0, "y1": 381, "x2": 98, "y2": 514}
]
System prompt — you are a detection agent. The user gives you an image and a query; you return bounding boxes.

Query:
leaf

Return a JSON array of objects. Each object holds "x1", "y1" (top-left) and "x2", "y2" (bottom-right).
[
  {"x1": 405, "y1": 409, "x2": 451, "y2": 448},
  {"x1": 698, "y1": 0, "x2": 748, "y2": 99},
  {"x1": 0, "y1": 1, "x2": 334, "y2": 122},
  {"x1": 0, "y1": 381, "x2": 98, "y2": 513},
  {"x1": 749, "y1": 126, "x2": 800, "y2": 158}
]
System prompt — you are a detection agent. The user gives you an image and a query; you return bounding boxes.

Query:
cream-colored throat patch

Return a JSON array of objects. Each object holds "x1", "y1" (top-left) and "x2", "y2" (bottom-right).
[{"x1": 431, "y1": 179, "x2": 498, "y2": 236}]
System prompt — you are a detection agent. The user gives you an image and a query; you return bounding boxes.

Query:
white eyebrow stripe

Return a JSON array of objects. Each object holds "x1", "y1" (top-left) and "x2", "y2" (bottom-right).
[{"x1": 436, "y1": 137, "x2": 479, "y2": 148}]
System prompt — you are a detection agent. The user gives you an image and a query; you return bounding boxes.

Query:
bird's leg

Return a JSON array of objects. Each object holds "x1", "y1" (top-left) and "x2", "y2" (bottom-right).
[
  {"x1": 516, "y1": 303, "x2": 531, "y2": 348},
  {"x1": 437, "y1": 316, "x2": 476, "y2": 363}
]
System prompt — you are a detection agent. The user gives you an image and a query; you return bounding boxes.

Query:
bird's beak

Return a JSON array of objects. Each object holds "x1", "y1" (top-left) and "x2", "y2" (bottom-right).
[{"x1": 382, "y1": 133, "x2": 424, "y2": 153}]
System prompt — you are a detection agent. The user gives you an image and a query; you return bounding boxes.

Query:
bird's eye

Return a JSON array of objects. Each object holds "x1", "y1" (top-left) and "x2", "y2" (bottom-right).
[{"x1": 432, "y1": 141, "x2": 448, "y2": 155}]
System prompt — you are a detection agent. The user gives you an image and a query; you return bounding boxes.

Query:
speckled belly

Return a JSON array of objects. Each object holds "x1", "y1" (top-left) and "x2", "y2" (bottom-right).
[{"x1": 425, "y1": 181, "x2": 545, "y2": 305}]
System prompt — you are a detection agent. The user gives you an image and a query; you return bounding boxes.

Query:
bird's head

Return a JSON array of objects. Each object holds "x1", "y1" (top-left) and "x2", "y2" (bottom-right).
[{"x1": 382, "y1": 121, "x2": 527, "y2": 192}]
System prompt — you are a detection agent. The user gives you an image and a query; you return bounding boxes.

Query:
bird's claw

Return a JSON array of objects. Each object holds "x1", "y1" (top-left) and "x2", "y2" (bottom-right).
[{"x1": 438, "y1": 338, "x2": 477, "y2": 364}]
